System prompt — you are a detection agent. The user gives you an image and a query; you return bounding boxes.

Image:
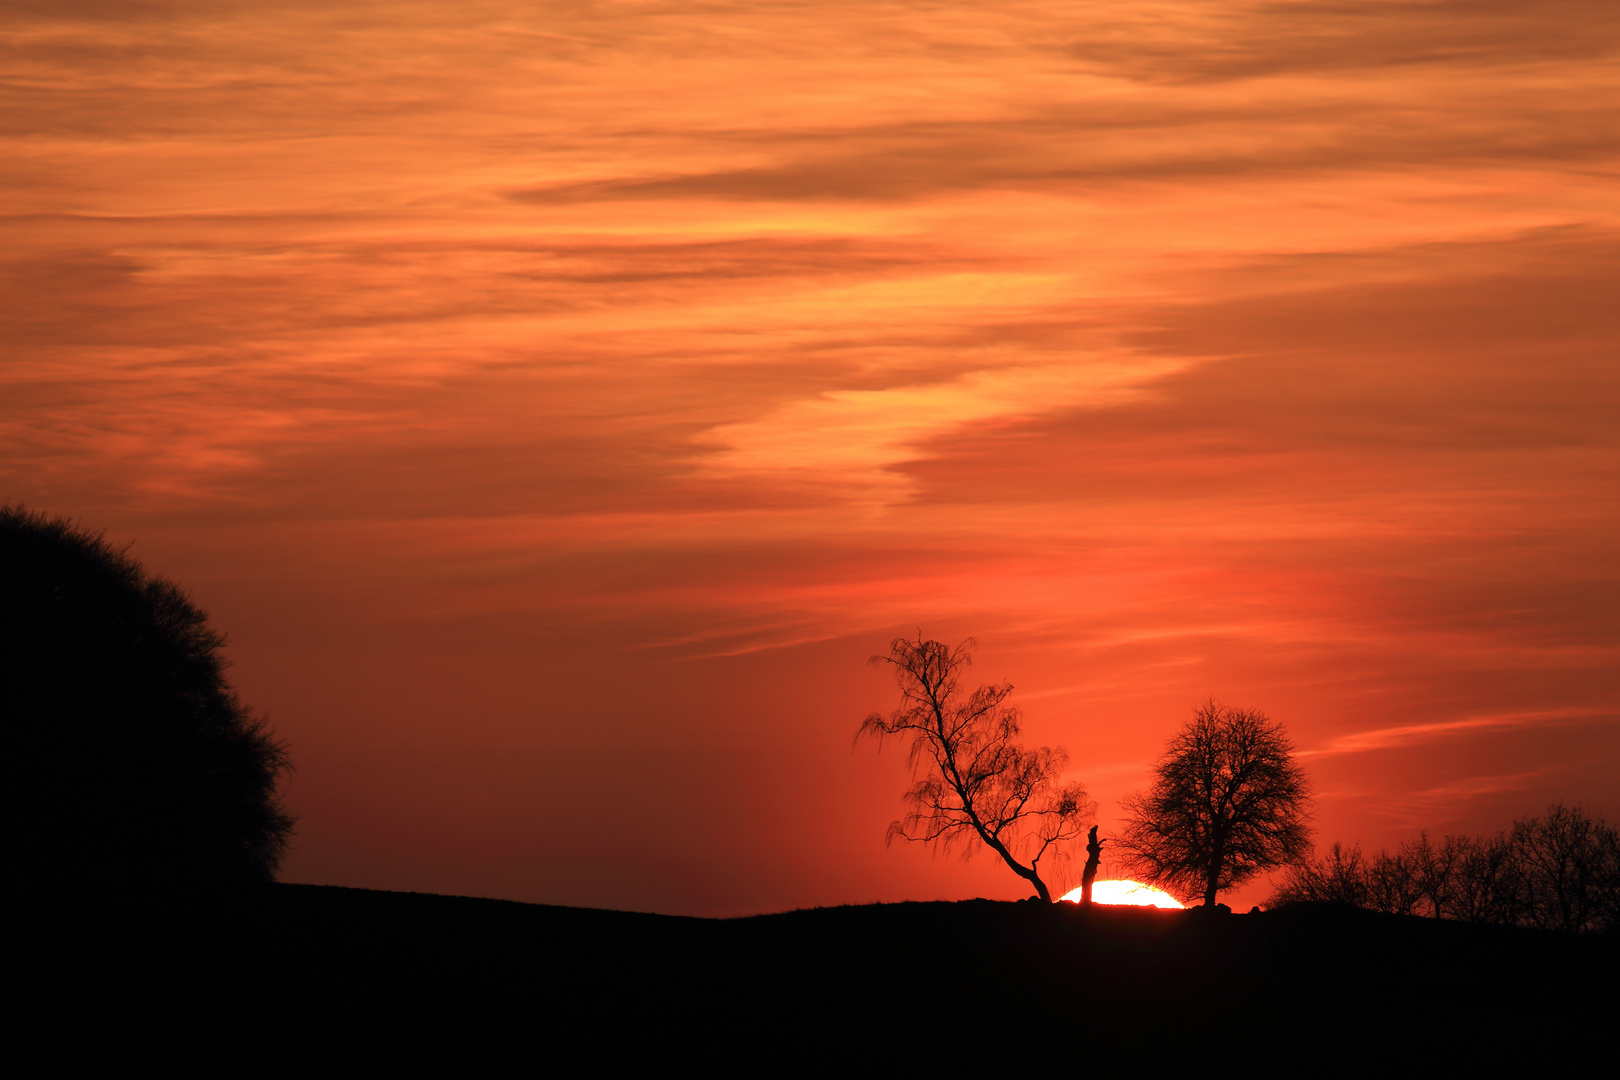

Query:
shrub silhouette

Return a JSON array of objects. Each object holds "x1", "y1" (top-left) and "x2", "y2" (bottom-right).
[
  {"x1": 1274, "y1": 805, "x2": 1619, "y2": 933},
  {"x1": 3, "y1": 506, "x2": 294, "y2": 883}
]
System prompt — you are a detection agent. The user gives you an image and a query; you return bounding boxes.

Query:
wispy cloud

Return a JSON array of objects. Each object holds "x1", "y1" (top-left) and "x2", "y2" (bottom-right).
[
  {"x1": 1303, "y1": 708, "x2": 1613, "y2": 757},
  {"x1": 3, "y1": 0, "x2": 1617, "y2": 912},
  {"x1": 697, "y1": 354, "x2": 1187, "y2": 498}
]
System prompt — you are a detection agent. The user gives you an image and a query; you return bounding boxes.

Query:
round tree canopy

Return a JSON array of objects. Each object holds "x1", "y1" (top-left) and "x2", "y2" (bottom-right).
[{"x1": 3, "y1": 506, "x2": 294, "y2": 883}]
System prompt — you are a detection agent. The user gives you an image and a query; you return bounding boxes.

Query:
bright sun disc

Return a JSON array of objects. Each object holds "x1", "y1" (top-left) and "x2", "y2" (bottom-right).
[{"x1": 1061, "y1": 880, "x2": 1185, "y2": 909}]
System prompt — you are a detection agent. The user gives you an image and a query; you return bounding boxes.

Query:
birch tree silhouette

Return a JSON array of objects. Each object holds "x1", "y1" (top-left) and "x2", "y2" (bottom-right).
[{"x1": 857, "y1": 635, "x2": 1092, "y2": 902}]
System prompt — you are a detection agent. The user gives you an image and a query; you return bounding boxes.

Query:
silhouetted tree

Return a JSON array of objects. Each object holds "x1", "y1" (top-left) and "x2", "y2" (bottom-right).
[
  {"x1": 1594, "y1": 819, "x2": 1620, "y2": 934},
  {"x1": 1118, "y1": 700, "x2": 1311, "y2": 908},
  {"x1": 1450, "y1": 830, "x2": 1526, "y2": 926},
  {"x1": 1284, "y1": 834, "x2": 1513, "y2": 920},
  {"x1": 3, "y1": 506, "x2": 294, "y2": 883},
  {"x1": 1276, "y1": 843, "x2": 1421, "y2": 915},
  {"x1": 857, "y1": 635, "x2": 1093, "y2": 902},
  {"x1": 1274, "y1": 805, "x2": 1619, "y2": 933},
  {"x1": 1511, "y1": 803, "x2": 1616, "y2": 934},
  {"x1": 1081, "y1": 825, "x2": 1103, "y2": 906},
  {"x1": 1365, "y1": 846, "x2": 1424, "y2": 916},
  {"x1": 1273, "y1": 841, "x2": 1370, "y2": 907},
  {"x1": 1401, "y1": 830, "x2": 1466, "y2": 919}
]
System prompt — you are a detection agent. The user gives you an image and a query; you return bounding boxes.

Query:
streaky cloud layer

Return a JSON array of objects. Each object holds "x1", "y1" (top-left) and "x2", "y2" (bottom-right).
[{"x1": 2, "y1": 0, "x2": 1616, "y2": 913}]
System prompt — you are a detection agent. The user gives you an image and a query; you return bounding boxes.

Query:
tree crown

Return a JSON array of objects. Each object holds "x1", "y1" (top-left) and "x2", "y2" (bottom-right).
[
  {"x1": 1118, "y1": 700, "x2": 1311, "y2": 905},
  {"x1": 3, "y1": 505, "x2": 295, "y2": 882}
]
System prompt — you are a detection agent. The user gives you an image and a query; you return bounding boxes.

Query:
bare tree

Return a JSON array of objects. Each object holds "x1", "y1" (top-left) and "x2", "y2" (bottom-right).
[
  {"x1": 1365, "y1": 848, "x2": 1423, "y2": 916},
  {"x1": 857, "y1": 635, "x2": 1093, "y2": 902},
  {"x1": 1118, "y1": 700, "x2": 1311, "y2": 908},
  {"x1": 1594, "y1": 819, "x2": 1620, "y2": 934},
  {"x1": 1511, "y1": 803, "x2": 1617, "y2": 934},
  {"x1": 1275, "y1": 841, "x2": 1424, "y2": 915},
  {"x1": 1274, "y1": 805, "x2": 1620, "y2": 933},
  {"x1": 1451, "y1": 831, "x2": 1526, "y2": 926},
  {"x1": 1401, "y1": 831, "x2": 1466, "y2": 918},
  {"x1": 1279, "y1": 832, "x2": 1518, "y2": 922},
  {"x1": 1273, "y1": 841, "x2": 1369, "y2": 907}
]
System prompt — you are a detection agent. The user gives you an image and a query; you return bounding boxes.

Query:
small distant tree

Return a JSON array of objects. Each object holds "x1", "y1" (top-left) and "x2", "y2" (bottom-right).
[
  {"x1": 1118, "y1": 700, "x2": 1311, "y2": 908},
  {"x1": 1450, "y1": 831, "x2": 1525, "y2": 926},
  {"x1": 1510, "y1": 803, "x2": 1617, "y2": 934},
  {"x1": 1273, "y1": 841, "x2": 1369, "y2": 907},
  {"x1": 1593, "y1": 819, "x2": 1620, "y2": 933},
  {"x1": 1275, "y1": 842, "x2": 1426, "y2": 915},
  {"x1": 3, "y1": 506, "x2": 294, "y2": 882},
  {"x1": 857, "y1": 634, "x2": 1093, "y2": 902},
  {"x1": 1365, "y1": 847, "x2": 1423, "y2": 916},
  {"x1": 1274, "y1": 805, "x2": 1619, "y2": 933},
  {"x1": 1401, "y1": 830, "x2": 1466, "y2": 919}
]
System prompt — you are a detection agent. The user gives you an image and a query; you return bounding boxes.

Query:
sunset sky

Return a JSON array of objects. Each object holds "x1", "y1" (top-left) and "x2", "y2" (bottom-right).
[{"x1": 5, "y1": 0, "x2": 1617, "y2": 914}]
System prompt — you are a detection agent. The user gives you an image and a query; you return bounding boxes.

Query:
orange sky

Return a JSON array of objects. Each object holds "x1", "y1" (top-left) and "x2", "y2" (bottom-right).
[{"x1": 4, "y1": 1, "x2": 1618, "y2": 913}]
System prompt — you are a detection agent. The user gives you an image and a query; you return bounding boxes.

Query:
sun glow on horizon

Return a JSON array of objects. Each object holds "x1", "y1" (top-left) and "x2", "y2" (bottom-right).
[{"x1": 1061, "y1": 880, "x2": 1186, "y2": 909}]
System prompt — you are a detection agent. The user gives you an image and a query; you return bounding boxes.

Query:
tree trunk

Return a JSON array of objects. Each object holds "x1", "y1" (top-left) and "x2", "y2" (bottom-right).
[
  {"x1": 1030, "y1": 873, "x2": 1052, "y2": 902},
  {"x1": 972, "y1": 820, "x2": 1052, "y2": 901},
  {"x1": 1081, "y1": 825, "x2": 1102, "y2": 907},
  {"x1": 1204, "y1": 839, "x2": 1224, "y2": 908}
]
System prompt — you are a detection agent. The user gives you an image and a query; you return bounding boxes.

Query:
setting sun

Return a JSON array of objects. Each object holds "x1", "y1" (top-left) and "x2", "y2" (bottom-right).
[{"x1": 1062, "y1": 881, "x2": 1185, "y2": 909}]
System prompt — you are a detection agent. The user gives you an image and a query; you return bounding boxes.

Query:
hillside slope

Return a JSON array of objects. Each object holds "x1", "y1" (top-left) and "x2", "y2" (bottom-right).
[{"x1": 21, "y1": 884, "x2": 1614, "y2": 1066}]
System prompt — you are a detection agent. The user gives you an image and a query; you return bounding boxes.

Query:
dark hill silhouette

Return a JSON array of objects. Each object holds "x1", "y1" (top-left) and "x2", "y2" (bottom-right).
[
  {"x1": 20, "y1": 885, "x2": 1615, "y2": 1068},
  {"x1": 2, "y1": 506, "x2": 293, "y2": 882}
]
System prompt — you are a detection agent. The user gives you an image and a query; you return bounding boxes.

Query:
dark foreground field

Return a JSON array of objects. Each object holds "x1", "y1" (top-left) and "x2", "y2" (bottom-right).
[{"x1": 21, "y1": 884, "x2": 1616, "y2": 1067}]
